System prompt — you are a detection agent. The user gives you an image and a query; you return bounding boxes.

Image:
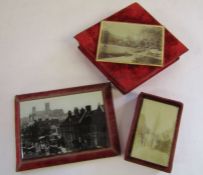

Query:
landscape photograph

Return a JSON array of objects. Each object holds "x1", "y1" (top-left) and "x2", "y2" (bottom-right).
[{"x1": 96, "y1": 21, "x2": 165, "y2": 66}]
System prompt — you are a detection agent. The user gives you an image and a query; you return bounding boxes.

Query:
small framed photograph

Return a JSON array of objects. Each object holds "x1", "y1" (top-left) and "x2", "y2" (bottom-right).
[
  {"x1": 125, "y1": 92, "x2": 183, "y2": 173},
  {"x1": 96, "y1": 21, "x2": 165, "y2": 67},
  {"x1": 15, "y1": 83, "x2": 120, "y2": 171}
]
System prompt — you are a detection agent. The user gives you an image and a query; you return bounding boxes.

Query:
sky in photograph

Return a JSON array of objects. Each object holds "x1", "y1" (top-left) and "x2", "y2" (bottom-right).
[
  {"x1": 139, "y1": 98, "x2": 178, "y2": 134},
  {"x1": 20, "y1": 91, "x2": 103, "y2": 118},
  {"x1": 101, "y1": 21, "x2": 163, "y2": 41}
]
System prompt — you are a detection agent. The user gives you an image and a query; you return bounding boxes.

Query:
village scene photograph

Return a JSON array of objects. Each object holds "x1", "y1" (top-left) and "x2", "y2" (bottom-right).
[
  {"x1": 96, "y1": 21, "x2": 164, "y2": 66},
  {"x1": 19, "y1": 91, "x2": 109, "y2": 160},
  {"x1": 130, "y1": 99, "x2": 179, "y2": 166}
]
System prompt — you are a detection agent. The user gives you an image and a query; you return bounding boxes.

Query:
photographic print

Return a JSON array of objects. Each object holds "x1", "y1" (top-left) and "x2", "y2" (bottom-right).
[
  {"x1": 125, "y1": 93, "x2": 183, "y2": 172},
  {"x1": 15, "y1": 83, "x2": 120, "y2": 171},
  {"x1": 20, "y1": 92, "x2": 108, "y2": 160},
  {"x1": 96, "y1": 21, "x2": 165, "y2": 66}
]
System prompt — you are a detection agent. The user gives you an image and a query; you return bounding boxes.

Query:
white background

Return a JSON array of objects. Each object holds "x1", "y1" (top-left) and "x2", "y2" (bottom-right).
[{"x1": 0, "y1": 0, "x2": 202, "y2": 175}]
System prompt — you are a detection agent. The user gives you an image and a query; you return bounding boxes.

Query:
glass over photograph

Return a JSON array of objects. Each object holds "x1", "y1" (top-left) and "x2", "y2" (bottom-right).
[
  {"x1": 19, "y1": 91, "x2": 109, "y2": 160},
  {"x1": 130, "y1": 98, "x2": 178, "y2": 166},
  {"x1": 96, "y1": 21, "x2": 165, "y2": 66}
]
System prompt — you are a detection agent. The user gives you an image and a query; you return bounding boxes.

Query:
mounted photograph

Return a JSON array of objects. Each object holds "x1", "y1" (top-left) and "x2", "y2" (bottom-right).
[
  {"x1": 96, "y1": 21, "x2": 165, "y2": 66},
  {"x1": 125, "y1": 92, "x2": 183, "y2": 173},
  {"x1": 15, "y1": 83, "x2": 120, "y2": 171}
]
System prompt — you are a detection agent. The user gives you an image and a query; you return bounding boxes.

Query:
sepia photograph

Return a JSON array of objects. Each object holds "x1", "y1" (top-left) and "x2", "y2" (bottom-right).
[
  {"x1": 96, "y1": 21, "x2": 165, "y2": 66},
  {"x1": 125, "y1": 93, "x2": 183, "y2": 172},
  {"x1": 15, "y1": 83, "x2": 120, "y2": 171},
  {"x1": 130, "y1": 98, "x2": 178, "y2": 166}
]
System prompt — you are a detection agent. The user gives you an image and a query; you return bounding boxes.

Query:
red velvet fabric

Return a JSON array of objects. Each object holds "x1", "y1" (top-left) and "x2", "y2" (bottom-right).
[{"x1": 74, "y1": 3, "x2": 188, "y2": 94}]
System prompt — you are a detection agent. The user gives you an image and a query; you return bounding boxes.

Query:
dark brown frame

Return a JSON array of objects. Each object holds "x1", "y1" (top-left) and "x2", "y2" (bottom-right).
[
  {"x1": 125, "y1": 92, "x2": 183, "y2": 173},
  {"x1": 15, "y1": 83, "x2": 120, "y2": 171}
]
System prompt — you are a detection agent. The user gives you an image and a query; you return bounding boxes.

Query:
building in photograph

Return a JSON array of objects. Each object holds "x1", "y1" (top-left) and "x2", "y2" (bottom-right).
[
  {"x1": 60, "y1": 104, "x2": 109, "y2": 151},
  {"x1": 29, "y1": 102, "x2": 66, "y2": 122},
  {"x1": 20, "y1": 103, "x2": 109, "y2": 159}
]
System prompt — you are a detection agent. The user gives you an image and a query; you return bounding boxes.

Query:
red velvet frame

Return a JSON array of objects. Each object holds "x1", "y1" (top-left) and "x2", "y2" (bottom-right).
[
  {"x1": 125, "y1": 92, "x2": 183, "y2": 173},
  {"x1": 74, "y1": 3, "x2": 188, "y2": 94},
  {"x1": 15, "y1": 83, "x2": 120, "y2": 171}
]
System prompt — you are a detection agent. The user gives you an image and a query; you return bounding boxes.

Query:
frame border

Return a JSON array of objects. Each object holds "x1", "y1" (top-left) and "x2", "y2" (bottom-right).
[
  {"x1": 124, "y1": 92, "x2": 183, "y2": 173},
  {"x1": 15, "y1": 83, "x2": 120, "y2": 171}
]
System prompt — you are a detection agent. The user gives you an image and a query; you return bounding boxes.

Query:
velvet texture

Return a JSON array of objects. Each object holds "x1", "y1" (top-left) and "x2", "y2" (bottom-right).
[{"x1": 75, "y1": 3, "x2": 188, "y2": 94}]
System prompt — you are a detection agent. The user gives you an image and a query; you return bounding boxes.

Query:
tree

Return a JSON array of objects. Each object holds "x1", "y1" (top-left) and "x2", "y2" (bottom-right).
[{"x1": 137, "y1": 113, "x2": 149, "y2": 146}]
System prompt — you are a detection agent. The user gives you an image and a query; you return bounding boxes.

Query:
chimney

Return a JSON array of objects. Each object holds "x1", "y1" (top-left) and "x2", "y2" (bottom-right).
[
  {"x1": 68, "y1": 110, "x2": 72, "y2": 117},
  {"x1": 45, "y1": 103, "x2": 50, "y2": 112},
  {"x1": 85, "y1": 105, "x2": 91, "y2": 112},
  {"x1": 32, "y1": 107, "x2": 36, "y2": 114}
]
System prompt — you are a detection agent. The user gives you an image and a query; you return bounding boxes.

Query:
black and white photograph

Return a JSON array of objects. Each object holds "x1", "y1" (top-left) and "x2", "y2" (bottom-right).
[
  {"x1": 96, "y1": 21, "x2": 165, "y2": 66},
  {"x1": 19, "y1": 91, "x2": 109, "y2": 160}
]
